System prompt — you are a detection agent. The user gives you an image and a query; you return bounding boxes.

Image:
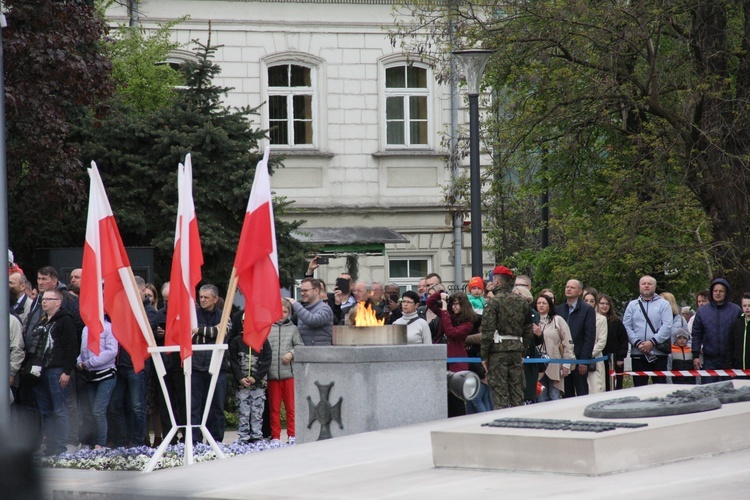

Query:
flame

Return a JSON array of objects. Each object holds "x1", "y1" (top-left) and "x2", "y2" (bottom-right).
[{"x1": 354, "y1": 301, "x2": 385, "y2": 326}]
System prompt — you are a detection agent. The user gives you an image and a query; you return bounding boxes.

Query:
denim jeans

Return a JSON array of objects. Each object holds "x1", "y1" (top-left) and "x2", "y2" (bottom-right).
[
  {"x1": 191, "y1": 370, "x2": 227, "y2": 443},
  {"x1": 32, "y1": 367, "x2": 69, "y2": 455},
  {"x1": 108, "y1": 365, "x2": 146, "y2": 446},
  {"x1": 86, "y1": 377, "x2": 116, "y2": 446},
  {"x1": 537, "y1": 375, "x2": 562, "y2": 402},
  {"x1": 701, "y1": 356, "x2": 728, "y2": 384},
  {"x1": 465, "y1": 382, "x2": 494, "y2": 413}
]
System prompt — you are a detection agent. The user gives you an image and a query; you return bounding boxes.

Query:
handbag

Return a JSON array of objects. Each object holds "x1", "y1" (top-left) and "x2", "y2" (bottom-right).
[
  {"x1": 81, "y1": 367, "x2": 116, "y2": 383},
  {"x1": 637, "y1": 300, "x2": 671, "y2": 355},
  {"x1": 538, "y1": 337, "x2": 550, "y2": 372}
]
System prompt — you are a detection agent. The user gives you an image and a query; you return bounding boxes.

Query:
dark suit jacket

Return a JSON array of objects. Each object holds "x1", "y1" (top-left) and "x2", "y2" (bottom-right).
[{"x1": 556, "y1": 299, "x2": 596, "y2": 360}]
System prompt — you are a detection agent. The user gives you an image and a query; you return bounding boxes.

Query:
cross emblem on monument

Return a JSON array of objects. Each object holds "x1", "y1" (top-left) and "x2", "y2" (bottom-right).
[{"x1": 307, "y1": 381, "x2": 343, "y2": 440}]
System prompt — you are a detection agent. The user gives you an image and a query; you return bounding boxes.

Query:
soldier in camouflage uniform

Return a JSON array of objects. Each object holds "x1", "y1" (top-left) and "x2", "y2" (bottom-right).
[
  {"x1": 481, "y1": 266, "x2": 534, "y2": 409},
  {"x1": 229, "y1": 335, "x2": 272, "y2": 443}
]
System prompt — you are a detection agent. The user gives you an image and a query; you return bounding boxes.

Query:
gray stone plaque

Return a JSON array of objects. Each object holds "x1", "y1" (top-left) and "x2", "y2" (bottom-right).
[
  {"x1": 584, "y1": 381, "x2": 750, "y2": 418},
  {"x1": 481, "y1": 418, "x2": 647, "y2": 433}
]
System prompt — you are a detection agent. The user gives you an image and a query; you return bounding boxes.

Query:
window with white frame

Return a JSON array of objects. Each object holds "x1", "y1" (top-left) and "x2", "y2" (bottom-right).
[
  {"x1": 388, "y1": 257, "x2": 430, "y2": 294},
  {"x1": 384, "y1": 64, "x2": 430, "y2": 147},
  {"x1": 268, "y1": 64, "x2": 314, "y2": 147}
]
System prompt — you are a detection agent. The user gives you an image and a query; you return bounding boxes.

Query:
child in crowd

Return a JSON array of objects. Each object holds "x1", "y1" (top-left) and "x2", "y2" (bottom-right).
[
  {"x1": 228, "y1": 331, "x2": 272, "y2": 444},
  {"x1": 671, "y1": 328, "x2": 694, "y2": 385},
  {"x1": 267, "y1": 299, "x2": 304, "y2": 444},
  {"x1": 728, "y1": 292, "x2": 750, "y2": 374},
  {"x1": 467, "y1": 276, "x2": 486, "y2": 315}
]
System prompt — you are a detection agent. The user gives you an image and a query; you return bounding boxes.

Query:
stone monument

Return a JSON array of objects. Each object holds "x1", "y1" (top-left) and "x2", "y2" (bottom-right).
[{"x1": 294, "y1": 338, "x2": 447, "y2": 444}]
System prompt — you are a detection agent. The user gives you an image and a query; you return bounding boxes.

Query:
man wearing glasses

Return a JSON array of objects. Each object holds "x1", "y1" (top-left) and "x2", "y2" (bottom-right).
[
  {"x1": 288, "y1": 278, "x2": 334, "y2": 346},
  {"x1": 28, "y1": 289, "x2": 77, "y2": 455}
]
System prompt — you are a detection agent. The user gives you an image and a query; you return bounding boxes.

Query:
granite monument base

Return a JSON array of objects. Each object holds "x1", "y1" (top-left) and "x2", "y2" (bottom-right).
[
  {"x1": 431, "y1": 379, "x2": 750, "y2": 475},
  {"x1": 295, "y1": 344, "x2": 447, "y2": 444}
]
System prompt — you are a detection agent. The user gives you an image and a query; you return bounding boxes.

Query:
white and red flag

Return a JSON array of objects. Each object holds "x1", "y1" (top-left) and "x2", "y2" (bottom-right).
[
  {"x1": 80, "y1": 162, "x2": 151, "y2": 371},
  {"x1": 165, "y1": 154, "x2": 204, "y2": 361},
  {"x1": 234, "y1": 148, "x2": 282, "y2": 351}
]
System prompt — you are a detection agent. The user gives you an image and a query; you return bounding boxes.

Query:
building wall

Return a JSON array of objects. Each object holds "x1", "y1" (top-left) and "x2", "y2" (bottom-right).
[{"x1": 107, "y1": 0, "x2": 493, "y2": 289}]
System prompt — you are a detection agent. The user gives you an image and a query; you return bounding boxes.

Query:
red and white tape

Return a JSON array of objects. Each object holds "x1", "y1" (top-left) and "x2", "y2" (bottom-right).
[{"x1": 610, "y1": 369, "x2": 750, "y2": 377}]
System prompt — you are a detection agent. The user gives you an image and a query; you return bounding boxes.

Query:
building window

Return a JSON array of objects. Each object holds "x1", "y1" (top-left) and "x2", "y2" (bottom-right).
[
  {"x1": 384, "y1": 64, "x2": 429, "y2": 147},
  {"x1": 388, "y1": 257, "x2": 430, "y2": 293},
  {"x1": 268, "y1": 64, "x2": 314, "y2": 146}
]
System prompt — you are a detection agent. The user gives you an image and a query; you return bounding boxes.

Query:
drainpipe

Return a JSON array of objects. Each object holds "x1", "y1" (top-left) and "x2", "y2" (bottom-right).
[
  {"x1": 449, "y1": 11, "x2": 463, "y2": 289},
  {"x1": 129, "y1": 0, "x2": 140, "y2": 27}
]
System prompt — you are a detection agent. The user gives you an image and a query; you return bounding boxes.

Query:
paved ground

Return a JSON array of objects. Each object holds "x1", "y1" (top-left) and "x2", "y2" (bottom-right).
[{"x1": 41, "y1": 385, "x2": 750, "y2": 499}]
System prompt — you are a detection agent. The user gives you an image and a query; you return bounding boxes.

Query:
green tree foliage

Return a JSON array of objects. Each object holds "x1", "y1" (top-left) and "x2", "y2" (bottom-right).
[
  {"x1": 390, "y1": 1, "x2": 750, "y2": 302},
  {"x1": 109, "y1": 21, "x2": 186, "y2": 112},
  {"x1": 3, "y1": 0, "x2": 115, "y2": 264},
  {"x1": 81, "y1": 39, "x2": 311, "y2": 288}
]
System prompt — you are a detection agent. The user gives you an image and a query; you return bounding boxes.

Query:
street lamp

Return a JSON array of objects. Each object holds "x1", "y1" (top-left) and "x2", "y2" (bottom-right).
[{"x1": 452, "y1": 49, "x2": 494, "y2": 278}]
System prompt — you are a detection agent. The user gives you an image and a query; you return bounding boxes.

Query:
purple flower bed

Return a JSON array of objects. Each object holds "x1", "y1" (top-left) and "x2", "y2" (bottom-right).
[{"x1": 38, "y1": 440, "x2": 292, "y2": 471}]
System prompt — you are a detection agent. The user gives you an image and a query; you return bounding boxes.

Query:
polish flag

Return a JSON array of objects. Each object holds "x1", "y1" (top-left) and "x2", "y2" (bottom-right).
[
  {"x1": 165, "y1": 154, "x2": 203, "y2": 360},
  {"x1": 235, "y1": 148, "x2": 282, "y2": 351},
  {"x1": 80, "y1": 162, "x2": 152, "y2": 371}
]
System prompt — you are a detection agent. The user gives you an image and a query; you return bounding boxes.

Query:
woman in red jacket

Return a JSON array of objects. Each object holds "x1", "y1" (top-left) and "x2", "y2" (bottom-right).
[{"x1": 427, "y1": 290, "x2": 477, "y2": 416}]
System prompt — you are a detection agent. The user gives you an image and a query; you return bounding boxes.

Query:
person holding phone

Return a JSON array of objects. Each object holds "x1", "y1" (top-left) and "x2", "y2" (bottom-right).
[
  {"x1": 330, "y1": 273, "x2": 355, "y2": 323},
  {"x1": 303, "y1": 256, "x2": 329, "y2": 278}
]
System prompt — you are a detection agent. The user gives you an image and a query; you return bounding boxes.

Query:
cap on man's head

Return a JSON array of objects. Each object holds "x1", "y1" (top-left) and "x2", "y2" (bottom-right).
[
  {"x1": 468, "y1": 276, "x2": 484, "y2": 291},
  {"x1": 492, "y1": 265, "x2": 514, "y2": 279}
]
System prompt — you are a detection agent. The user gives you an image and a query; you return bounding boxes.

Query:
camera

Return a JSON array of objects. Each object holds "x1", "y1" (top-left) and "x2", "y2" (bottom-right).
[
  {"x1": 316, "y1": 255, "x2": 329, "y2": 265},
  {"x1": 388, "y1": 292, "x2": 400, "y2": 304}
]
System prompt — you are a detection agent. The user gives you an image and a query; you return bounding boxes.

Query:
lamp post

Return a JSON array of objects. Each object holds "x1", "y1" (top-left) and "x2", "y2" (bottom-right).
[{"x1": 452, "y1": 49, "x2": 493, "y2": 278}]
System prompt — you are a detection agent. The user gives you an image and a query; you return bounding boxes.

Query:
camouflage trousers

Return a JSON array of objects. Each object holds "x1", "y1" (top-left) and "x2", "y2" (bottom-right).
[
  {"x1": 487, "y1": 351, "x2": 526, "y2": 409},
  {"x1": 237, "y1": 387, "x2": 266, "y2": 442}
]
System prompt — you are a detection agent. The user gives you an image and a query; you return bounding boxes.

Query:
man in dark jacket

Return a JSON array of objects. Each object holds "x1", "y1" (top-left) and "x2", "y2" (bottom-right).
[
  {"x1": 728, "y1": 292, "x2": 750, "y2": 372},
  {"x1": 692, "y1": 278, "x2": 742, "y2": 383},
  {"x1": 556, "y1": 279, "x2": 596, "y2": 397},
  {"x1": 29, "y1": 289, "x2": 77, "y2": 455},
  {"x1": 191, "y1": 284, "x2": 229, "y2": 444}
]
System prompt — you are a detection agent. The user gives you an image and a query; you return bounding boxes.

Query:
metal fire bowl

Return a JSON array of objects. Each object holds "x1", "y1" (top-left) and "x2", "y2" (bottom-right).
[{"x1": 332, "y1": 325, "x2": 407, "y2": 346}]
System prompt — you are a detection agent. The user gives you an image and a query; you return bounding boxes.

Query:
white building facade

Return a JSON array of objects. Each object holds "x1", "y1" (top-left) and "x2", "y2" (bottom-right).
[{"x1": 107, "y1": 0, "x2": 493, "y2": 291}]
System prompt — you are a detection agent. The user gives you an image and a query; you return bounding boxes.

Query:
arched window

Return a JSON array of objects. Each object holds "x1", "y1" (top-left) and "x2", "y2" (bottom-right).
[{"x1": 267, "y1": 63, "x2": 314, "y2": 146}]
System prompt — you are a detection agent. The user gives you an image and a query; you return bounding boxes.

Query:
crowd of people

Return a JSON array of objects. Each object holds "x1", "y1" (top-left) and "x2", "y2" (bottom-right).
[
  {"x1": 292, "y1": 262, "x2": 750, "y2": 416},
  {"x1": 7, "y1": 251, "x2": 750, "y2": 455},
  {"x1": 7, "y1": 261, "x2": 304, "y2": 456}
]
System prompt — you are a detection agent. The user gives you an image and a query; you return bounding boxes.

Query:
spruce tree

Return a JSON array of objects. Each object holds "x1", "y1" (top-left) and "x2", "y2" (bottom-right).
[{"x1": 82, "y1": 40, "x2": 311, "y2": 288}]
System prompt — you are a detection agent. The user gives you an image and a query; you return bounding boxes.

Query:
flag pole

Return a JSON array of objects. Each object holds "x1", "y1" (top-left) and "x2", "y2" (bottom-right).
[
  {"x1": 198, "y1": 268, "x2": 237, "y2": 450},
  {"x1": 216, "y1": 267, "x2": 238, "y2": 345},
  {"x1": 124, "y1": 267, "x2": 158, "y2": 347}
]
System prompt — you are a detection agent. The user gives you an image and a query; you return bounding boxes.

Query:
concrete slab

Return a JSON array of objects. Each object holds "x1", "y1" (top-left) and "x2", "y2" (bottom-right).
[
  {"x1": 431, "y1": 380, "x2": 750, "y2": 475},
  {"x1": 45, "y1": 383, "x2": 750, "y2": 499}
]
